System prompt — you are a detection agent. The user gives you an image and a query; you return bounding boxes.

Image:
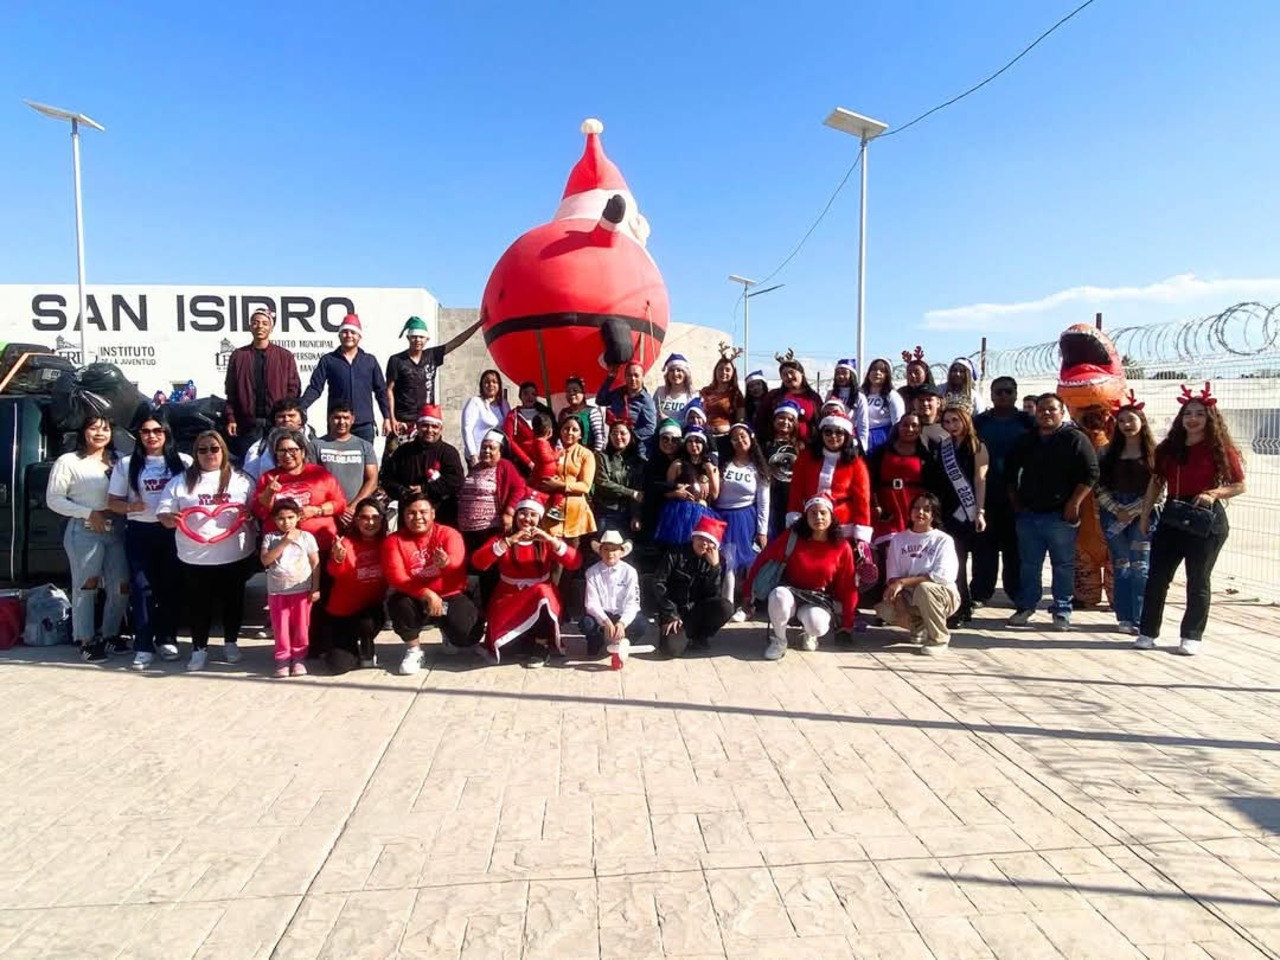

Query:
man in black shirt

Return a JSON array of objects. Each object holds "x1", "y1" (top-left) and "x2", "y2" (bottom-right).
[
  {"x1": 971, "y1": 376, "x2": 1036, "y2": 606},
  {"x1": 384, "y1": 314, "x2": 485, "y2": 436},
  {"x1": 1005, "y1": 393, "x2": 1098, "y2": 630}
]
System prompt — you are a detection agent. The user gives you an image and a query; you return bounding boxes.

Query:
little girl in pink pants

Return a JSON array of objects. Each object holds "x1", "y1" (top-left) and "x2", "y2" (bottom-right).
[{"x1": 259, "y1": 499, "x2": 320, "y2": 677}]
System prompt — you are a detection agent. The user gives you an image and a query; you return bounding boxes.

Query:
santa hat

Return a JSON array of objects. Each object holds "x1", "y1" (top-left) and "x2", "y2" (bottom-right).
[
  {"x1": 683, "y1": 398, "x2": 707, "y2": 424},
  {"x1": 399, "y1": 316, "x2": 430, "y2": 339},
  {"x1": 515, "y1": 491, "x2": 546, "y2": 517},
  {"x1": 821, "y1": 398, "x2": 849, "y2": 416},
  {"x1": 561, "y1": 118, "x2": 630, "y2": 202},
  {"x1": 339, "y1": 313, "x2": 363, "y2": 335},
  {"x1": 683, "y1": 426, "x2": 708, "y2": 445},
  {"x1": 657, "y1": 418, "x2": 683, "y2": 439},
  {"x1": 819, "y1": 412, "x2": 854, "y2": 435},
  {"x1": 416, "y1": 404, "x2": 443, "y2": 426},
  {"x1": 950, "y1": 356, "x2": 978, "y2": 381},
  {"x1": 773, "y1": 401, "x2": 802, "y2": 421},
  {"x1": 804, "y1": 493, "x2": 836, "y2": 513},
  {"x1": 745, "y1": 369, "x2": 766, "y2": 386},
  {"x1": 691, "y1": 515, "x2": 727, "y2": 546},
  {"x1": 835, "y1": 358, "x2": 857, "y2": 375},
  {"x1": 663, "y1": 353, "x2": 691, "y2": 373}
]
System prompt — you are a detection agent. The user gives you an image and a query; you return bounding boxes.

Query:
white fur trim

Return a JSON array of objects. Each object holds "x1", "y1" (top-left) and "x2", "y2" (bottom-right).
[
  {"x1": 491, "y1": 598, "x2": 561, "y2": 655},
  {"x1": 491, "y1": 538, "x2": 509, "y2": 557},
  {"x1": 785, "y1": 511, "x2": 799, "y2": 528},
  {"x1": 581, "y1": 118, "x2": 604, "y2": 135}
]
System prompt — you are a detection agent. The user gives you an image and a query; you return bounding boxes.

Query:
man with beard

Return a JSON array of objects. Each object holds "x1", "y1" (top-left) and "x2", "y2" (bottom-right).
[{"x1": 380, "y1": 404, "x2": 465, "y2": 526}]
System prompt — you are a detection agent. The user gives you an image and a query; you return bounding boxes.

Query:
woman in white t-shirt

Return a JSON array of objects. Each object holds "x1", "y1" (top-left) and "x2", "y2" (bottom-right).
[
  {"x1": 107, "y1": 416, "x2": 192, "y2": 671},
  {"x1": 875, "y1": 492, "x2": 961, "y2": 654},
  {"x1": 157, "y1": 430, "x2": 257, "y2": 672},
  {"x1": 45, "y1": 415, "x2": 128, "y2": 662},
  {"x1": 653, "y1": 354, "x2": 696, "y2": 423},
  {"x1": 460, "y1": 368, "x2": 511, "y2": 466}
]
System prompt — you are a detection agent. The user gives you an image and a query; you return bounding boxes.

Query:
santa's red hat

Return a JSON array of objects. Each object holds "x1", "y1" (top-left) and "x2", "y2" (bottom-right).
[
  {"x1": 339, "y1": 313, "x2": 363, "y2": 335},
  {"x1": 554, "y1": 119, "x2": 638, "y2": 226},
  {"x1": 691, "y1": 515, "x2": 727, "y2": 546},
  {"x1": 416, "y1": 404, "x2": 443, "y2": 426}
]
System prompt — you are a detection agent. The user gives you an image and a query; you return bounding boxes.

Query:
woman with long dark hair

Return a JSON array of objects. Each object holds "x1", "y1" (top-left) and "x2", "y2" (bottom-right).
[
  {"x1": 325, "y1": 497, "x2": 389, "y2": 670},
  {"x1": 461, "y1": 368, "x2": 510, "y2": 466},
  {"x1": 925, "y1": 406, "x2": 988, "y2": 628},
  {"x1": 655, "y1": 427, "x2": 719, "y2": 545},
  {"x1": 1135, "y1": 384, "x2": 1245, "y2": 656},
  {"x1": 156, "y1": 430, "x2": 257, "y2": 671},
  {"x1": 711, "y1": 422, "x2": 770, "y2": 617},
  {"x1": 503, "y1": 381, "x2": 555, "y2": 475},
  {"x1": 755, "y1": 354, "x2": 824, "y2": 445},
  {"x1": 560, "y1": 375, "x2": 607, "y2": 452},
  {"x1": 786, "y1": 409, "x2": 872, "y2": 543},
  {"x1": 700, "y1": 354, "x2": 746, "y2": 461},
  {"x1": 1096, "y1": 394, "x2": 1156, "y2": 635},
  {"x1": 46, "y1": 415, "x2": 128, "y2": 662},
  {"x1": 862, "y1": 358, "x2": 905, "y2": 454},
  {"x1": 593, "y1": 414, "x2": 644, "y2": 534},
  {"x1": 107, "y1": 416, "x2": 191, "y2": 669},
  {"x1": 743, "y1": 494, "x2": 858, "y2": 660},
  {"x1": 896, "y1": 347, "x2": 936, "y2": 405}
]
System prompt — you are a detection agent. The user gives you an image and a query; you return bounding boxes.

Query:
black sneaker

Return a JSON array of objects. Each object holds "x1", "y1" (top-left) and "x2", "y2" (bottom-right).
[
  {"x1": 106, "y1": 637, "x2": 131, "y2": 656},
  {"x1": 524, "y1": 646, "x2": 552, "y2": 669},
  {"x1": 585, "y1": 633, "x2": 607, "y2": 659},
  {"x1": 80, "y1": 641, "x2": 108, "y2": 663}
]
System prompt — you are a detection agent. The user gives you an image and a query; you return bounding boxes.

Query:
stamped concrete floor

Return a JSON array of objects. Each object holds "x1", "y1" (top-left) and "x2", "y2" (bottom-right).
[{"x1": 1, "y1": 592, "x2": 1278, "y2": 959}]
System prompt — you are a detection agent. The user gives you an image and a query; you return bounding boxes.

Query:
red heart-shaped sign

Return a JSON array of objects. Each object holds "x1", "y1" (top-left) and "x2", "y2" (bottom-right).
[{"x1": 176, "y1": 503, "x2": 247, "y2": 545}]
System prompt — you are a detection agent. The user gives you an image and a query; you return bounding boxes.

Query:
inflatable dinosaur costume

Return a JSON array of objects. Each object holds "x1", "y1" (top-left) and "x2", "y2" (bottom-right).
[{"x1": 1058, "y1": 323, "x2": 1127, "y2": 608}]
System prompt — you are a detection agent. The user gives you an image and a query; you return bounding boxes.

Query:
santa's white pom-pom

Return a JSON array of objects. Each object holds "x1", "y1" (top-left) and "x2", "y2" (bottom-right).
[{"x1": 580, "y1": 118, "x2": 604, "y2": 135}]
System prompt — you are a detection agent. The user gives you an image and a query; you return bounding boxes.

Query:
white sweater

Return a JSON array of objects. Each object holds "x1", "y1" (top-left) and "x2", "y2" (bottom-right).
[
  {"x1": 45, "y1": 452, "x2": 113, "y2": 520},
  {"x1": 885, "y1": 528, "x2": 959, "y2": 586},
  {"x1": 461, "y1": 396, "x2": 511, "y2": 461}
]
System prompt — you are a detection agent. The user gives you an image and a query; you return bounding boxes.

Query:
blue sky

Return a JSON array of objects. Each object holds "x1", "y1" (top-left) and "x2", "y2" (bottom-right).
[{"x1": 3, "y1": 0, "x2": 1278, "y2": 374}]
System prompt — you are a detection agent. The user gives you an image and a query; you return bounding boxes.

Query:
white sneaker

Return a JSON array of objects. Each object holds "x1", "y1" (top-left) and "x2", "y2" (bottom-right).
[
  {"x1": 730, "y1": 609, "x2": 747, "y2": 623},
  {"x1": 764, "y1": 637, "x2": 787, "y2": 661},
  {"x1": 1177, "y1": 638, "x2": 1202, "y2": 657},
  {"x1": 799, "y1": 634, "x2": 818, "y2": 652},
  {"x1": 1132, "y1": 634, "x2": 1157, "y2": 650},
  {"x1": 399, "y1": 646, "x2": 425, "y2": 675},
  {"x1": 918, "y1": 644, "x2": 948, "y2": 656},
  {"x1": 157, "y1": 643, "x2": 180, "y2": 661},
  {"x1": 1007, "y1": 609, "x2": 1033, "y2": 627},
  {"x1": 187, "y1": 649, "x2": 209, "y2": 672},
  {"x1": 223, "y1": 642, "x2": 243, "y2": 664},
  {"x1": 130, "y1": 651, "x2": 154, "y2": 671}
]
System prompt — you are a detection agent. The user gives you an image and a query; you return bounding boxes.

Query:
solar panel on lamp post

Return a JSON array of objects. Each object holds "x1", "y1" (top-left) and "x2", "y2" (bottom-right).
[
  {"x1": 25, "y1": 100, "x2": 106, "y2": 367},
  {"x1": 824, "y1": 107, "x2": 888, "y2": 377}
]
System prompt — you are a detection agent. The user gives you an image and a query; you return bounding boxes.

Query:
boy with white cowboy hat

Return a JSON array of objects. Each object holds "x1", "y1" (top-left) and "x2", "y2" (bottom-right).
[{"x1": 580, "y1": 529, "x2": 646, "y2": 658}]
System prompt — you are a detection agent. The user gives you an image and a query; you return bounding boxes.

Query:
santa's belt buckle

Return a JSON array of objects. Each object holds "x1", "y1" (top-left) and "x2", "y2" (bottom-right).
[{"x1": 891, "y1": 479, "x2": 905, "y2": 490}]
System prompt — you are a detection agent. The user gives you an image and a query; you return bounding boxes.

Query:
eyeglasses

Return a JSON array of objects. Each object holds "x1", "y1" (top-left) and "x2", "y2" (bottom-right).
[
  {"x1": 821, "y1": 428, "x2": 847, "y2": 436},
  {"x1": 139, "y1": 427, "x2": 165, "y2": 436},
  {"x1": 275, "y1": 447, "x2": 303, "y2": 456},
  {"x1": 195, "y1": 446, "x2": 221, "y2": 454}
]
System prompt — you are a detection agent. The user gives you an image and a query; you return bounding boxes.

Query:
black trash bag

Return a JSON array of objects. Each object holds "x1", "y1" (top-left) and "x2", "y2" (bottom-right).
[
  {"x1": 50, "y1": 362, "x2": 147, "y2": 432},
  {"x1": 163, "y1": 396, "x2": 227, "y2": 452}
]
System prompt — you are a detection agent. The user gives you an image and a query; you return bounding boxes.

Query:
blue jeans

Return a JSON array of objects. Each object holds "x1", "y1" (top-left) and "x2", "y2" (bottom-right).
[
  {"x1": 579, "y1": 613, "x2": 648, "y2": 657},
  {"x1": 1100, "y1": 498, "x2": 1151, "y2": 626},
  {"x1": 124, "y1": 521, "x2": 182, "y2": 653},
  {"x1": 1015, "y1": 511, "x2": 1077, "y2": 616},
  {"x1": 63, "y1": 519, "x2": 128, "y2": 644}
]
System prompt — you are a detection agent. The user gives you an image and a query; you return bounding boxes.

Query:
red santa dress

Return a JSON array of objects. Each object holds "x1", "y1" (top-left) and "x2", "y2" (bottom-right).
[
  {"x1": 472, "y1": 535, "x2": 582, "y2": 660},
  {"x1": 787, "y1": 449, "x2": 873, "y2": 542}
]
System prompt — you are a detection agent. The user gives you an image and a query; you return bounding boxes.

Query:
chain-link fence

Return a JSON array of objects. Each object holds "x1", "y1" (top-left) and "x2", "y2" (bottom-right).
[{"x1": 965, "y1": 302, "x2": 1280, "y2": 603}]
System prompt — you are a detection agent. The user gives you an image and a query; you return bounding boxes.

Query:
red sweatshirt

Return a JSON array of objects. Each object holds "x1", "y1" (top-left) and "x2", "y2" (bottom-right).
[
  {"x1": 382, "y1": 523, "x2": 468, "y2": 599},
  {"x1": 252, "y1": 464, "x2": 348, "y2": 552},
  {"x1": 787, "y1": 450, "x2": 873, "y2": 541},
  {"x1": 743, "y1": 532, "x2": 858, "y2": 630},
  {"x1": 326, "y1": 535, "x2": 387, "y2": 617}
]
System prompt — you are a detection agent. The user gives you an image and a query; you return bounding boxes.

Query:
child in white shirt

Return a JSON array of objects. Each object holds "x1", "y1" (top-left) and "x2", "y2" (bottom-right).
[
  {"x1": 580, "y1": 530, "x2": 645, "y2": 658},
  {"x1": 260, "y1": 499, "x2": 320, "y2": 676}
]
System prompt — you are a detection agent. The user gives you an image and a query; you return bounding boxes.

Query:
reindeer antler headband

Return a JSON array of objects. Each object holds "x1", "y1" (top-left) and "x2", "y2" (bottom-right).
[
  {"x1": 901, "y1": 345, "x2": 926, "y2": 364},
  {"x1": 717, "y1": 341, "x2": 744, "y2": 363},
  {"x1": 1112, "y1": 388, "x2": 1145, "y2": 412},
  {"x1": 1177, "y1": 381, "x2": 1217, "y2": 407},
  {"x1": 774, "y1": 347, "x2": 797, "y2": 365}
]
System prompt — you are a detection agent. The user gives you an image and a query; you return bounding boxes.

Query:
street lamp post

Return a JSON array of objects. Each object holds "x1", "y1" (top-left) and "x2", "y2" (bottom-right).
[
  {"x1": 823, "y1": 107, "x2": 888, "y2": 376},
  {"x1": 25, "y1": 100, "x2": 105, "y2": 366},
  {"x1": 728, "y1": 274, "x2": 783, "y2": 376}
]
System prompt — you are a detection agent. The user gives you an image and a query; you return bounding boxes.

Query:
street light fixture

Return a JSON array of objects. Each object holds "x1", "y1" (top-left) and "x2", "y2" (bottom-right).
[
  {"x1": 25, "y1": 99, "x2": 106, "y2": 367},
  {"x1": 728, "y1": 274, "x2": 783, "y2": 376},
  {"x1": 824, "y1": 107, "x2": 888, "y2": 376}
]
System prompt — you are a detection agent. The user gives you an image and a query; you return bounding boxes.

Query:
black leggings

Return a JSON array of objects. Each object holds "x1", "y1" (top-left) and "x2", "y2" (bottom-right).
[
  {"x1": 944, "y1": 517, "x2": 976, "y2": 618},
  {"x1": 387, "y1": 590, "x2": 483, "y2": 647},
  {"x1": 181, "y1": 558, "x2": 251, "y2": 650},
  {"x1": 325, "y1": 603, "x2": 385, "y2": 660}
]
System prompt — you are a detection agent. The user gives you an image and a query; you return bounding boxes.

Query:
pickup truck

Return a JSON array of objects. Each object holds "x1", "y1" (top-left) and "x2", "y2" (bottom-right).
[{"x1": 0, "y1": 395, "x2": 70, "y2": 585}]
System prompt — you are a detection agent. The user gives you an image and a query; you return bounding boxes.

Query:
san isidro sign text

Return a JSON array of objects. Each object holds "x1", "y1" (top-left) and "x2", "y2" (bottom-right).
[{"x1": 2, "y1": 284, "x2": 438, "y2": 400}]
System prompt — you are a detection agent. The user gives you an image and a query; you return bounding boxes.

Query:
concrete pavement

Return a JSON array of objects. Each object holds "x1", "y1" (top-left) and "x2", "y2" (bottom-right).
[{"x1": 1, "y1": 594, "x2": 1278, "y2": 959}]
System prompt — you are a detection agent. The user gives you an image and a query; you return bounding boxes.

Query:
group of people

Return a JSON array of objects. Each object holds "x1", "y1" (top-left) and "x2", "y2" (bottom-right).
[{"x1": 42, "y1": 312, "x2": 1247, "y2": 673}]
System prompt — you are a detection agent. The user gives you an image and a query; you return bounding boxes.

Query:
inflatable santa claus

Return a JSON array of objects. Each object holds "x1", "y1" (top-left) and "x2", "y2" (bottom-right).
[{"x1": 480, "y1": 119, "x2": 670, "y2": 395}]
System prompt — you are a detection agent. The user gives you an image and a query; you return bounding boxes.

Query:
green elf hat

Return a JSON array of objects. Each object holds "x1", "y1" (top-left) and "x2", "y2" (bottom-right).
[{"x1": 399, "y1": 315, "x2": 430, "y2": 339}]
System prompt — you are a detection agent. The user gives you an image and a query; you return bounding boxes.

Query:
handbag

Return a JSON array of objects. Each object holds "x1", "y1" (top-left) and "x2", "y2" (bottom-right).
[
  {"x1": 1160, "y1": 498, "x2": 1214, "y2": 538},
  {"x1": 1160, "y1": 465, "x2": 1215, "y2": 539},
  {"x1": 751, "y1": 532, "x2": 798, "y2": 603}
]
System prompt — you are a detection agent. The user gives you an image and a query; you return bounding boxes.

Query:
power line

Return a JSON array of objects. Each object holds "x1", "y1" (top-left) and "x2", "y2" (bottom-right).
[{"x1": 741, "y1": 0, "x2": 1102, "y2": 292}]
